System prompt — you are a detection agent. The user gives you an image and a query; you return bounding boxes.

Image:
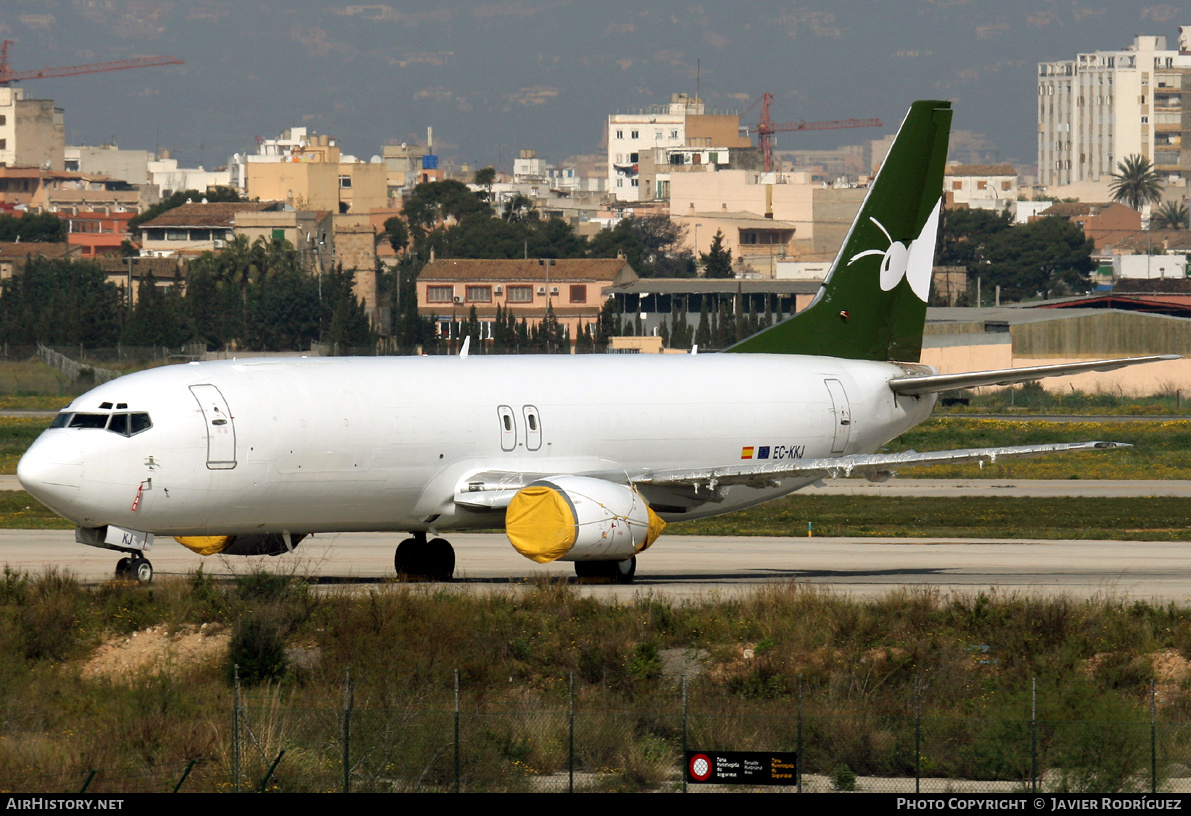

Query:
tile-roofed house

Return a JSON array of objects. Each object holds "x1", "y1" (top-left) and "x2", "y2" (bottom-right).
[
  {"x1": 139, "y1": 201, "x2": 285, "y2": 256},
  {"x1": 943, "y1": 163, "x2": 1018, "y2": 212},
  {"x1": 0, "y1": 241, "x2": 81, "y2": 279},
  {"x1": 1037, "y1": 201, "x2": 1140, "y2": 251},
  {"x1": 418, "y1": 258, "x2": 637, "y2": 345}
]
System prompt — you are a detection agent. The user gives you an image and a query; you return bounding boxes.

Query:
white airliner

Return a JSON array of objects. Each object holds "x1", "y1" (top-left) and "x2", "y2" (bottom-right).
[{"x1": 16, "y1": 100, "x2": 1173, "y2": 583}]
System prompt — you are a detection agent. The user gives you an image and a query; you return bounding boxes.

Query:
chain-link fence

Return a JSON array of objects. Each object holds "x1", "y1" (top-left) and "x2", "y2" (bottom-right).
[
  {"x1": 215, "y1": 676, "x2": 1191, "y2": 794},
  {"x1": 14, "y1": 675, "x2": 1191, "y2": 793}
]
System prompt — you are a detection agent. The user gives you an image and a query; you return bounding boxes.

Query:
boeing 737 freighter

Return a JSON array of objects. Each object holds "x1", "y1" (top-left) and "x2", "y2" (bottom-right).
[{"x1": 15, "y1": 101, "x2": 1173, "y2": 583}]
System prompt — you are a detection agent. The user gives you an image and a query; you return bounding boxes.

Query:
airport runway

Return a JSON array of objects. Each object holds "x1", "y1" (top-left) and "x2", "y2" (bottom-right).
[{"x1": 4, "y1": 529, "x2": 1190, "y2": 602}]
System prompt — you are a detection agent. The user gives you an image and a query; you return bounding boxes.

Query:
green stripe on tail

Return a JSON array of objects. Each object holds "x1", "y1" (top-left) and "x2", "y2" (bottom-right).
[{"x1": 726, "y1": 100, "x2": 952, "y2": 362}]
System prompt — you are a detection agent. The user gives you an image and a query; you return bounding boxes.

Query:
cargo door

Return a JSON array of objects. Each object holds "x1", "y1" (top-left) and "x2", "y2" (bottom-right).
[
  {"x1": 190, "y1": 384, "x2": 237, "y2": 469},
  {"x1": 824, "y1": 378, "x2": 852, "y2": 455}
]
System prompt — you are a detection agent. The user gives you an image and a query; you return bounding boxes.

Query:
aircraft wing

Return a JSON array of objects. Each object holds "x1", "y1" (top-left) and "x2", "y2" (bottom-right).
[
  {"x1": 630, "y1": 441, "x2": 1129, "y2": 489},
  {"x1": 455, "y1": 441, "x2": 1128, "y2": 508},
  {"x1": 888, "y1": 355, "x2": 1179, "y2": 395}
]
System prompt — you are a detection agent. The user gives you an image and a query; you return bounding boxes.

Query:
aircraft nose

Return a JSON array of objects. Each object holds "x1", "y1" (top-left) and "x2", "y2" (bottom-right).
[{"x1": 17, "y1": 439, "x2": 83, "y2": 511}]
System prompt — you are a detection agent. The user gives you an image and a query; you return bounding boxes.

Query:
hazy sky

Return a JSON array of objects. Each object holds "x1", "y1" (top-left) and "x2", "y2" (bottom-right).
[{"x1": 4, "y1": 1, "x2": 1190, "y2": 174}]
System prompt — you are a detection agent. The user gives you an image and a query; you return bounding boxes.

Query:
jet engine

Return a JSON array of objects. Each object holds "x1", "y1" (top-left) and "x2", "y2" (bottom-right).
[
  {"x1": 504, "y1": 476, "x2": 665, "y2": 564},
  {"x1": 174, "y1": 533, "x2": 307, "y2": 557}
]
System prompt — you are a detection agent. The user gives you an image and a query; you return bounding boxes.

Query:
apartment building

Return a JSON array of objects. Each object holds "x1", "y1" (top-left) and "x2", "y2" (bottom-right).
[
  {"x1": 0, "y1": 87, "x2": 64, "y2": 172},
  {"x1": 607, "y1": 93, "x2": 752, "y2": 202},
  {"x1": 1038, "y1": 29, "x2": 1191, "y2": 188}
]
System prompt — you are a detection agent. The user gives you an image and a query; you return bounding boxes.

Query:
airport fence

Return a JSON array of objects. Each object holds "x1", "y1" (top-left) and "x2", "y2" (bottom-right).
[{"x1": 20, "y1": 675, "x2": 1191, "y2": 794}]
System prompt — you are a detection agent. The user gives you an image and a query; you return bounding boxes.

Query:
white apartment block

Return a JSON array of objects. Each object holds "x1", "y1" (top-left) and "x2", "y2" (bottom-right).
[
  {"x1": 608, "y1": 93, "x2": 704, "y2": 202},
  {"x1": 1039, "y1": 30, "x2": 1191, "y2": 189}
]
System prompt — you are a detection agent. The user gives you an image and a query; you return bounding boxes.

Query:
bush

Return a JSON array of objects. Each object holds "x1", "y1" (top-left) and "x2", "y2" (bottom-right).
[{"x1": 227, "y1": 612, "x2": 288, "y2": 686}]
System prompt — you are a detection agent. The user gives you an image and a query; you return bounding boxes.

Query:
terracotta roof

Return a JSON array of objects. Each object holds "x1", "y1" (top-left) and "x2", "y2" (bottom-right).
[
  {"x1": 0, "y1": 242, "x2": 78, "y2": 260},
  {"x1": 1040, "y1": 202, "x2": 1110, "y2": 217},
  {"x1": 1113, "y1": 230, "x2": 1191, "y2": 253},
  {"x1": 945, "y1": 163, "x2": 1018, "y2": 177},
  {"x1": 420, "y1": 258, "x2": 636, "y2": 284},
  {"x1": 140, "y1": 201, "x2": 281, "y2": 228},
  {"x1": 96, "y1": 257, "x2": 186, "y2": 277}
]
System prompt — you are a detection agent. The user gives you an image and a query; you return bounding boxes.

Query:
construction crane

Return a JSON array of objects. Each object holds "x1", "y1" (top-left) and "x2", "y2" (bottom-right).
[
  {"x1": 0, "y1": 40, "x2": 183, "y2": 87},
  {"x1": 744, "y1": 93, "x2": 882, "y2": 172}
]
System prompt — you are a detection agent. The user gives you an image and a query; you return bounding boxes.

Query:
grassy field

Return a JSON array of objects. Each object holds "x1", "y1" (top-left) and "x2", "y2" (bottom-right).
[{"x1": 0, "y1": 572, "x2": 1188, "y2": 792}]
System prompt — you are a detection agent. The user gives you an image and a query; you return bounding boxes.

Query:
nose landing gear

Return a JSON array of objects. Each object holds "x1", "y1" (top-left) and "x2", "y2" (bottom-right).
[{"x1": 115, "y1": 555, "x2": 153, "y2": 584}]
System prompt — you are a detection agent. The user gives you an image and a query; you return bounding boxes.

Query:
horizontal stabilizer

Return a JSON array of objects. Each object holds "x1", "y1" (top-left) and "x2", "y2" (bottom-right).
[
  {"x1": 632, "y1": 441, "x2": 1130, "y2": 489},
  {"x1": 888, "y1": 355, "x2": 1180, "y2": 395}
]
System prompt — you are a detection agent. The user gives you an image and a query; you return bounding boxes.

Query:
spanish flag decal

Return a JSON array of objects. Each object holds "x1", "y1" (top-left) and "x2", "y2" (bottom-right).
[{"x1": 741, "y1": 446, "x2": 755, "y2": 460}]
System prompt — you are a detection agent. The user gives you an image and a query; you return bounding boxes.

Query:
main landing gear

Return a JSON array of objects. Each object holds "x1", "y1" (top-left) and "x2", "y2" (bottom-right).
[
  {"x1": 394, "y1": 532, "x2": 455, "y2": 581},
  {"x1": 574, "y1": 556, "x2": 636, "y2": 585},
  {"x1": 115, "y1": 554, "x2": 153, "y2": 584}
]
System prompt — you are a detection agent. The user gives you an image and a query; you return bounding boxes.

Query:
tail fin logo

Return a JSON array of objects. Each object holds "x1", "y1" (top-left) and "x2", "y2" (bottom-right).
[{"x1": 845, "y1": 198, "x2": 942, "y2": 303}]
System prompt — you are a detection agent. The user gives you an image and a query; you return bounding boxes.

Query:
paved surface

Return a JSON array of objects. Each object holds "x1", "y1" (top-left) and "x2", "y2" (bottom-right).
[{"x1": 4, "y1": 529, "x2": 1190, "y2": 601}]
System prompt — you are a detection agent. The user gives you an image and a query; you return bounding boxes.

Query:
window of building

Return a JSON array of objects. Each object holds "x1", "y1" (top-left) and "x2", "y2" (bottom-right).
[
  {"x1": 616, "y1": 179, "x2": 623, "y2": 188},
  {"x1": 629, "y1": 152, "x2": 639, "y2": 163},
  {"x1": 466, "y1": 285, "x2": 492, "y2": 303},
  {"x1": 0, "y1": 139, "x2": 6, "y2": 151},
  {"x1": 655, "y1": 130, "x2": 662, "y2": 140},
  {"x1": 616, "y1": 130, "x2": 623, "y2": 139},
  {"x1": 427, "y1": 286, "x2": 453, "y2": 303},
  {"x1": 339, "y1": 175, "x2": 352, "y2": 188},
  {"x1": 671, "y1": 130, "x2": 679, "y2": 139},
  {"x1": 569, "y1": 285, "x2": 587, "y2": 304},
  {"x1": 952, "y1": 180, "x2": 962, "y2": 190},
  {"x1": 1001, "y1": 181, "x2": 1012, "y2": 191},
  {"x1": 272, "y1": 229, "x2": 285, "y2": 241},
  {"x1": 977, "y1": 180, "x2": 988, "y2": 190},
  {"x1": 631, "y1": 179, "x2": 638, "y2": 187},
  {"x1": 508, "y1": 285, "x2": 533, "y2": 303},
  {"x1": 631, "y1": 130, "x2": 639, "y2": 139}
]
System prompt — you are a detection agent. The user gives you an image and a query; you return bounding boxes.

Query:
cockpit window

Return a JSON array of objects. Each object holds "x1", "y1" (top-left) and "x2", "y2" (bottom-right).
[
  {"x1": 67, "y1": 413, "x2": 108, "y2": 429},
  {"x1": 107, "y1": 413, "x2": 129, "y2": 436},
  {"x1": 53, "y1": 411, "x2": 153, "y2": 436}
]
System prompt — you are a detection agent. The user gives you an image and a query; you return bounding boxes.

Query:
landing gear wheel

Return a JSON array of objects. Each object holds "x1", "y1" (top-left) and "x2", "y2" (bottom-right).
[
  {"x1": 394, "y1": 536, "x2": 455, "y2": 581},
  {"x1": 425, "y1": 538, "x2": 456, "y2": 581},
  {"x1": 115, "y1": 557, "x2": 132, "y2": 579},
  {"x1": 574, "y1": 556, "x2": 636, "y2": 584},
  {"x1": 394, "y1": 537, "x2": 420, "y2": 578},
  {"x1": 133, "y1": 558, "x2": 153, "y2": 584}
]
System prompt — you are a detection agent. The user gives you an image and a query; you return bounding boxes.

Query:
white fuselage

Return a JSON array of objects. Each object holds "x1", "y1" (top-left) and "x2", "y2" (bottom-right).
[{"x1": 17, "y1": 354, "x2": 936, "y2": 537}]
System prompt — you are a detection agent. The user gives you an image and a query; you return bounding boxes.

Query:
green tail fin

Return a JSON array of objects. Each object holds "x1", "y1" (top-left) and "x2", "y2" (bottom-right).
[{"x1": 726, "y1": 99, "x2": 952, "y2": 361}]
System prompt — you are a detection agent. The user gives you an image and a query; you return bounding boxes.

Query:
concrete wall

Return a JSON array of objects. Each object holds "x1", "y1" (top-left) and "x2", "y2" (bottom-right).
[{"x1": 1011, "y1": 312, "x2": 1191, "y2": 357}]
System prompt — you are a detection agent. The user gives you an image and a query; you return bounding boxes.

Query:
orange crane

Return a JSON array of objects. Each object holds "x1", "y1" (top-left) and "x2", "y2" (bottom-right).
[
  {"x1": 0, "y1": 40, "x2": 183, "y2": 87},
  {"x1": 744, "y1": 92, "x2": 882, "y2": 172}
]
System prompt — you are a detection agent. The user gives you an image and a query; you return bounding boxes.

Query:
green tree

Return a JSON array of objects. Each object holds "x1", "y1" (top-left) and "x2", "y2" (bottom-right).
[
  {"x1": 0, "y1": 213, "x2": 66, "y2": 243},
  {"x1": 588, "y1": 216, "x2": 694, "y2": 277},
  {"x1": 1151, "y1": 200, "x2": 1189, "y2": 231},
  {"x1": 1109, "y1": 155, "x2": 1163, "y2": 213},
  {"x1": 473, "y1": 166, "x2": 496, "y2": 202},
  {"x1": 0, "y1": 257, "x2": 121, "y2": 346},
  {"x1": 701, "y1": 229, "x2": 734, "y2": 278},
  {"x1": 982, "y1": 216, "x2": 1095, "y2": 301},
  {"x1": 382, "y1": 216, "x2": 409, "y2": 254}
]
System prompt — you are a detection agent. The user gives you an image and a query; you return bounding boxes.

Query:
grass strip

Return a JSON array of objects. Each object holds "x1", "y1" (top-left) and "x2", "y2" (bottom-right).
[
  {"x1": 4, "y1": 488, "x2": 1190, "y2": 540},
  {"x1": 669, "y1": 494, "x2": 1191, "y2": 540}
]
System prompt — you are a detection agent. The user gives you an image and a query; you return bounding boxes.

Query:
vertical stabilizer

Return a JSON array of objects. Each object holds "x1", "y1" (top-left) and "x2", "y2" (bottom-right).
[{"x1": 726, "y1": 99, "x2": 952, "y2": 361}]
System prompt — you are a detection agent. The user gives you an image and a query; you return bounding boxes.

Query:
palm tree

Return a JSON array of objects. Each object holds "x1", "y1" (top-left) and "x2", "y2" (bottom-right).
[
  {"x1": 1109, "y1": 155, "x2": 1163, "y2": 212},
  {"x1": 1151, "y1": 199, "x2": 1190, "y2": 231}
]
